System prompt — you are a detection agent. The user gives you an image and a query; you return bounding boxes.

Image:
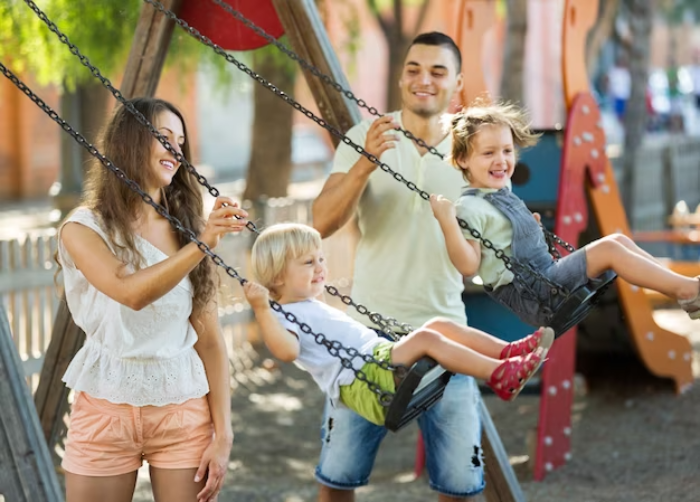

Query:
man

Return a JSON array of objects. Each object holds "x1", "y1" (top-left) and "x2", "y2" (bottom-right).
[
  {"x1": 607, "y1": 55, "x2": 631, "y2": 123},
  {"x1": 312, "y1": 32, "x2": 485, "y2": 502}
]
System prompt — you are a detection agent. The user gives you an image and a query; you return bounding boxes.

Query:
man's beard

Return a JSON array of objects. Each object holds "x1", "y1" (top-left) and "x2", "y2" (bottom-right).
[{"x1": 406, "y1": 102, "x2": 442, "y2": 119}]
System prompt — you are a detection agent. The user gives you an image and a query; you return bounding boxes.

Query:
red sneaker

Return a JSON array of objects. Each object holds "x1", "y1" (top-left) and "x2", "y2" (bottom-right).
[
  {"x1": 487, "y1": 348, "x2": 548, "y2": 401},
  {"x1": 499, "y1": 327, "x2": 554, "y2": 359}
]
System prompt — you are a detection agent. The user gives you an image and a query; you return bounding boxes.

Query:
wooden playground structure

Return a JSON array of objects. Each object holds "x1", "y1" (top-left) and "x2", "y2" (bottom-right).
[{"x1": 1, "y1": 0, "x2": 698, "y2": 500}]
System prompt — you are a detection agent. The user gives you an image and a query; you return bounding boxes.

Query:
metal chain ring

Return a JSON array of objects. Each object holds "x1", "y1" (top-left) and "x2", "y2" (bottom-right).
[
  {"x1": 143, "y1": 0, "x2": 570, "y2": 297},
  {"x1": 0, "y1": 61, "x2": 401, "y2": 404},
  {"x1": 546, "y1": 229, "x2": 577, "y2": 254},
  {"x1": 21, "y1": 0, "x2": 406, "y2": 339}
]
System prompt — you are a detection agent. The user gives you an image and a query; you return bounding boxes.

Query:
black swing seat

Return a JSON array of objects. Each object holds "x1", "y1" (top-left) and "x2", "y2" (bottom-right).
[
  {"x1": 384, "y1": 357, "x2": 453, "y2": 432},
  {"x1": 550, "y1": 270, "x2": 617, "y2": 337}
]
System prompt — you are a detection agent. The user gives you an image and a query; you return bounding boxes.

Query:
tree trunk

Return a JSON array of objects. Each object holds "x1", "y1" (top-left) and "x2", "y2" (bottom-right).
[
  {"x1": 243, "y1": 51, "x2": 297, "y2": 202},
  {"x1": 586, "y1": 0, "x2": 622, "y2": 77},
  {"x1": 370, "y1": 0, "x2": 430, "y2": 112},
  {"x1": 621, "y1": 0, "x2": 652, "y2": 217},
  {"x1": 53, "y1": 80, "x2": 110, "y2": 219},
  {"x1": 386, "y1": 38, "x2": 408, "y2": 112},
  {"x1": 500, "y1": 0, "x2": 528, "y2": 104}
]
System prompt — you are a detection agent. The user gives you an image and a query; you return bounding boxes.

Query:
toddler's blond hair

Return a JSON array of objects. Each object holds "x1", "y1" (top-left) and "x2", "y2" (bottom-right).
[
  {"x1": 448, "y1": 101, "x2": 540, "y2": 182},
  {"x1": 251, "y1": 223, "x2": 322, "y2": 297}
]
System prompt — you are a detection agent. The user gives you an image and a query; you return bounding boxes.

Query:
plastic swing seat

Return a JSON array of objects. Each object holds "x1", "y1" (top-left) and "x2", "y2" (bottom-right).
[
  {"x1": 383, "y1": 271, "x2": 618, "y2": 431},
  {"x1": 549, "y1": 270, "x2": 618, "y2": 337},
  {"x1": 384, "y1": 357, "x2": 453, "y2": 432}
]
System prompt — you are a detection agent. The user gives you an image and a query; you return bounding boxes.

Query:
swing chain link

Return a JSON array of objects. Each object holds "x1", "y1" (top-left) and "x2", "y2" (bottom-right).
[
  {"x1": 0, "y1": 61, "x2": 402, "y2": 404},
  {"x1": 22, "y1": 0, "x2": 408, "y2": 341},
  {"x1": 545, "y1": 228, "x2": 577, "y2": 255},
  {"x1": 544, "y1": 228, "x2": 562, "y2": 260},
  {"x1": 324, "y1": 285, "x2": 412, "y2": 338},
  {"x1": 207, "y1": 0, "x2": 445, "y2": 160}
]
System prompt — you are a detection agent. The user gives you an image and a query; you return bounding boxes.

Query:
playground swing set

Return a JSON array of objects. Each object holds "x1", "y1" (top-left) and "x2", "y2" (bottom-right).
[{"x1": 0, "y1": 1, "x2": 696, "y2": 501}]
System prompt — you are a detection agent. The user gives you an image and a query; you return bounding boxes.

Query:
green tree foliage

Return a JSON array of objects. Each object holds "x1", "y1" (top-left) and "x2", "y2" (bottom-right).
[
  {"x1": 0, "y1": 0, "x2": 142, "y2": 89},
  {"x1": 0, "y1": 0, "x2": 224, "y2": 91}
]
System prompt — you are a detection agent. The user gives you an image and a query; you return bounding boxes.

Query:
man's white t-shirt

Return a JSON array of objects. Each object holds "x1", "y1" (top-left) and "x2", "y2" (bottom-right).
[{"x1": 331, "y1": 111, "x2": 467, "y2": 329}]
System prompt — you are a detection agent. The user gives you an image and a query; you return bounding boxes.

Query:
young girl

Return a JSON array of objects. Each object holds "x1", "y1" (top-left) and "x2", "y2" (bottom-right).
[
  {"x1": 430, "y1": 102, "x2": 700, "y2": 328},
  {"x1": 243, "y1": 223, "x2": 554, "y2": 426},
  {"x1": 57, "y1": 98, "x2": 247, "y2": 502}
]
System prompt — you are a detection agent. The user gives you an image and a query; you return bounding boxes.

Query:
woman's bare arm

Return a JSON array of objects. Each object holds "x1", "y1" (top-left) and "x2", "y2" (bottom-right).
[
  {"x1": 61, "y1": 198, "x2": 247, "y2": 311},
  {"x1": 191, "y1": 301, "x2": 233, "y2": 500}
]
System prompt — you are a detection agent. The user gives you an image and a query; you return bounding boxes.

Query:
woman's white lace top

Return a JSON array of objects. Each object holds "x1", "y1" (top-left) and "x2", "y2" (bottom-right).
[{"x1": 57, "y1": 207, "x2": 209, "y2": 406}]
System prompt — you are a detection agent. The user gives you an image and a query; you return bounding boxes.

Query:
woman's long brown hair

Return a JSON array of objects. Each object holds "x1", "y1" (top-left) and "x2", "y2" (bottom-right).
[{"x1": 61, "y1": 97, "x2": 215, "y2": 312}]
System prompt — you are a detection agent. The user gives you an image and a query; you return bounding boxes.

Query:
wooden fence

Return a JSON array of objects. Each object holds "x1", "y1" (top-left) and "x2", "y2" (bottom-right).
[{"x1": 0, "y1": 230, "x2": 60, "y2": 390}]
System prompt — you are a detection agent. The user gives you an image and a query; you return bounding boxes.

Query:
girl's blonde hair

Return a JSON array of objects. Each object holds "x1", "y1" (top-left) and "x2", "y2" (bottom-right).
[
  {"x1": 251, "y1": 223, "x2": 323, "y2": 296},
  {"x1": 448, "y1": 101, "x2": 541, "y2": 182}
]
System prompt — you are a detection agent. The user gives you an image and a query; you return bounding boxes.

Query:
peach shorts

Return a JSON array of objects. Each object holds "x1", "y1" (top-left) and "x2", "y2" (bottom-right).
[{"x1": 62, "y1": 392, "x2": 214, "y2": 477}]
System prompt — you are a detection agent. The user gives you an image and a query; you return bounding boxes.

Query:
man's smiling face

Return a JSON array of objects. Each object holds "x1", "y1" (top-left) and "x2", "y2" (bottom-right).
[{"x1": 399, "y1": 44, "x2": 462, "y2": 119}]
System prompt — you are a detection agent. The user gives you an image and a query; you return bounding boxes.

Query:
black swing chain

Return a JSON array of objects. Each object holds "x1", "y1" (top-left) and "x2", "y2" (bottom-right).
[
  {"x1": 142, "y1": 0, "x2": 570, "y2": 298},
  {"x1": 0, "y1": 61, "x2": 404, "y2": 405},
  {"x1": 207, "y1": 0, "x2": 578, "y2": 261},
  {"x1": 207, "y1": 0, "x2": 445, "y2": 160},
  {"x1": 548, "y1": 230, "x2": 577, "y2": 254},
  {"x1": 21, "y1": 0, "x2": 406, "y2": 341}
]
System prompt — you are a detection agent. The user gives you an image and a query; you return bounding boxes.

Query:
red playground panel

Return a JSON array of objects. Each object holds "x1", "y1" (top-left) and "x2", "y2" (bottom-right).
[
  {"x1": 179, "y1": 0, "x2": 285, "y2": 51},
  {"x1": 534, "y1": 92, "x2": 606, "y2": 480}
]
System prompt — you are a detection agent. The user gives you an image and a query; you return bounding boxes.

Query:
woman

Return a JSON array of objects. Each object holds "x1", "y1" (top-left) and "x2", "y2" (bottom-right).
[{"x1": 57, "y1": 97, "x2": 246, "y2": 502}]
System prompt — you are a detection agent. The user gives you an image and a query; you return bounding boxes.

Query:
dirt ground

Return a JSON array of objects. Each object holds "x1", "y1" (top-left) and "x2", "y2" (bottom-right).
[{"x1": 118, "y1": 308, "x2": 700, "y2": 502}]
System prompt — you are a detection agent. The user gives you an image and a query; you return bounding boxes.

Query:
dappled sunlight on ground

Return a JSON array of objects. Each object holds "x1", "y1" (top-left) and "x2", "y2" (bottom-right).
[{"x1": 126, "y1": 308, "x2": 700, "y2": 501}]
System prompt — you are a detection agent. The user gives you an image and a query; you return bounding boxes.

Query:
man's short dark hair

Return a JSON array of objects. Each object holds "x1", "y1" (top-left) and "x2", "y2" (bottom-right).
[{"x1": 408, "y1": 32, "x2": 462, "y2": 73}]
